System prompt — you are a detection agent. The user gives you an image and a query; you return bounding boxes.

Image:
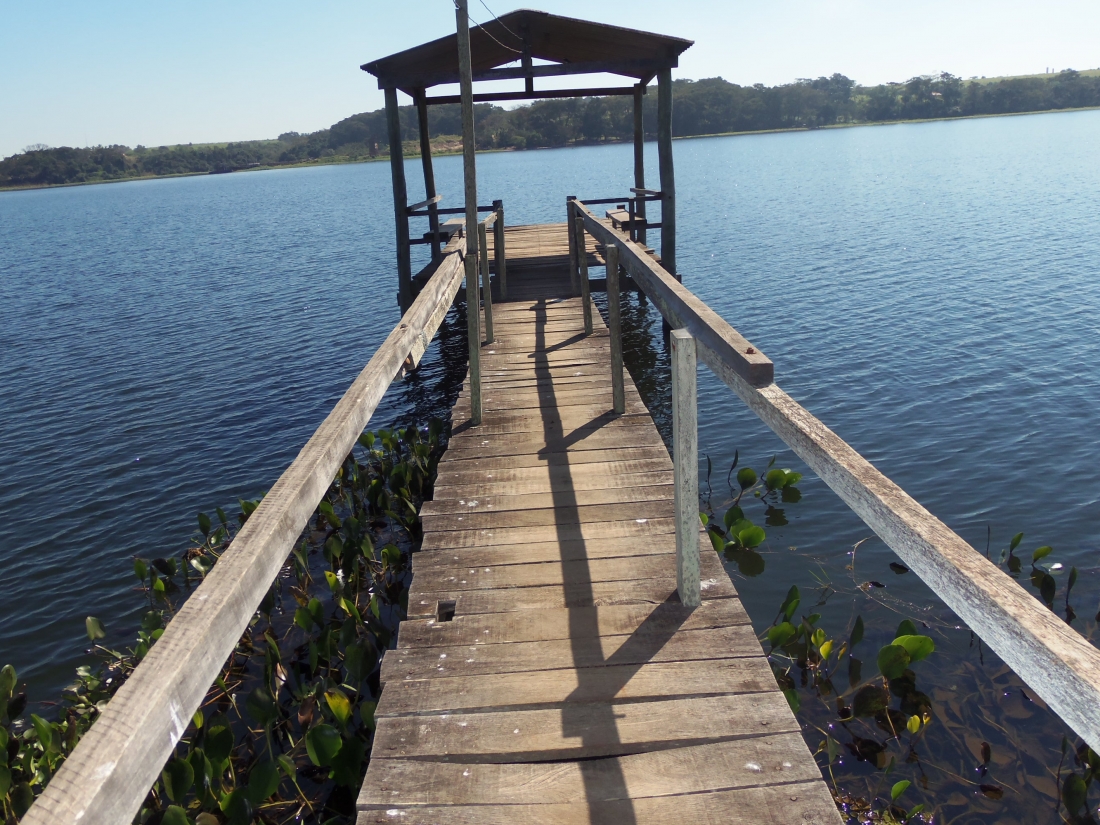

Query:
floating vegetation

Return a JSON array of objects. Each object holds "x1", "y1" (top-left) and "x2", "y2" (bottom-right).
[{"x1": 0, "y1": 421, "x2": 446, "y2": 824}]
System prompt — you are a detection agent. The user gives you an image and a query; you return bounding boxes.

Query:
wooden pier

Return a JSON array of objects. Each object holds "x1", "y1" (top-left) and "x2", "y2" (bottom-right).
[
  {"x1": 355, "y1": 244, "x2": 840, "y2": 824},
  {"x1": 24, "y1": 9, "x2": 1100, "y2": 825}
]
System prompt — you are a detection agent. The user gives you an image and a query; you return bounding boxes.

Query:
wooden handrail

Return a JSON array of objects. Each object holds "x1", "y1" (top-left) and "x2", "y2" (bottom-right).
[
  {"x1": 21, "y1": 237, "x2": 469, "y2": 825},
  {"x1": 573, "y1": 198, "x2": 1100, "y2": 754},
  {"x1": 406, "y1": 194, "x2": 443, "y2": 214}
]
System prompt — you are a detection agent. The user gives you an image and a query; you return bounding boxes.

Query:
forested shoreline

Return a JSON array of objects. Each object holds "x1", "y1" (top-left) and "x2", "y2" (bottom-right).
[{"x1": 3, "y1": 69, "x2": 1098, "y2": 189}]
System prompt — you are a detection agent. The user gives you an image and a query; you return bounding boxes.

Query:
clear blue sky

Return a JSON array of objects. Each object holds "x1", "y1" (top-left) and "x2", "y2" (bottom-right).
[{"x1": 2, "y1": 0, "x2": 1097, "y2": 159}]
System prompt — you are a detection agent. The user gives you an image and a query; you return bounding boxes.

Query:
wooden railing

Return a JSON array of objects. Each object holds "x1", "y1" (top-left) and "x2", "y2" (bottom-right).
[
  {"x1": 570, "y1": 197, "x2": 1100, "y2": 754},
  {"x1": 21, "y1": 236, "x2": 470, "y2": 825}
]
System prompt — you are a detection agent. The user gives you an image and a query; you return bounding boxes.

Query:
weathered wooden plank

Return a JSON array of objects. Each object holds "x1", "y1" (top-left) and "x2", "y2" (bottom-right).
[
  {"x1": 359, "y1": 734, "x2": 822, "y2": 806},
  {"x1": 381, "y1": 624, "x2": 763, "y2": 683},
  {"x1": 443, "y1": 430, "x2": 666, "y2": 461},
  {"x1": 396, "y1": 599, "x2": 750, "y2": 649},
  {"x1": 419, "y1": 515, "x2": 678, "y2": 551},
  {"x1": 410, "y1": 547, "x2": 726, "y2": 593},
  {"x1": 420, "y1": 499, "x2": 675, "y2": 533},
  {"x1": 432, "y1": 471, "x2": 674, "y2": 498},
  {"x1": 407, "y1": 576, "x2": 736, "y2": 618},
  {"x1": 420, "y1": 483, "x2": 673, "y2": 516},
  {"x1": 370, "y1": 692, "x2": 797, "y2": 761},
  {"x1": 413, "y1": 534, "x2": 677, "y2": 569},
  {"x1": 357, "y1": 781, "x2": 840, "y2": 825},
  {"x1": 377, "y1": 657, "x2": 777, "y2": 717},
  {"x1": 436, "y1": 457, "x2": 671, "y2": 486}
]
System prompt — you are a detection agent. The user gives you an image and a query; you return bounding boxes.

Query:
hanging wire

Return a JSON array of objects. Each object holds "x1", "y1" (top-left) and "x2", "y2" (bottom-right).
[
  {"x1": 477, "y1": 0, "x2": 524, "y2": 44},
  {"x1": 452, "y1": 0, "x2": 524, "y2": 55}
]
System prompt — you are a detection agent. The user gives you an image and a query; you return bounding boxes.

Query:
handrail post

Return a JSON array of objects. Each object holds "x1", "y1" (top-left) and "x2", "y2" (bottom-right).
[
  {"x1": 479, "y1": 220, "x2": 494, "y2": 344},
  {"x1": 574, "y1": 216, "x2": 593, "y2": 334},
  {"x1": 627, "y1": 198, "x2": 637, "y2": 243},
  {"x1": 566, "y1": 196, "x2": 579, "y2": 295},
  {"x1": 494, "y1": 199, "x2": 507, "y2": 299},
  {"x1": 607, "y1": 244, "x2": 625, "y2": 414},
  {"x1": 464, "y1": 234, "x2": 482, "y2": 425},
  {"x1": 671, "y1": 328, "x2": 699, "y2": 607}
]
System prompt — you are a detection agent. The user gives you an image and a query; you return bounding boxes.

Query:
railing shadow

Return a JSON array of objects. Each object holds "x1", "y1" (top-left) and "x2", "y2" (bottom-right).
[{"x1": 527, "y1": 292, "x2": 691, "y2": 821}]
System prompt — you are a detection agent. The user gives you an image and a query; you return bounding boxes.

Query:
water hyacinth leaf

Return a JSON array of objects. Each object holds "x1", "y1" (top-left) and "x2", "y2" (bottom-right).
[
  {"x1": 308, "y1": 597, "x2": 325, "y2": 627},
  {"x1": 780, "y1": 585, "x2": 800, "y2": 620},
  {"x1": 245, "y1": 687, "x2": 278, "y2": 727},
  {"x1": 161, "y1": 806, "x2": 190, "y2": 825},
  {"x1": 698, "y1": 511, "x2": 708, "y2": 527},
  {"x1": 819, "y1": 640, "x2": 834, "y2": 660},
  {"x1": 708, "y1": 528, "x2": 725, "y2": 553},
  {"x1": 0, "y1": 765, "x2": 10, "y2": 799},
  {"x1": 11, "y1": 782, "x2": 34, "y2": 817},
  {"x1": 783, "y1": 688, "x2": 800, "y2": 712},
  {"x1": 850, "y1": 616, "x2": 865, "y2": 648},
  {"x1": 325, "y1": 688, "x2": 353, "y2": 727},
  {"x1": 31, "y1": 713, "x2": 56, "y2": 753},
  {"x1": 190, "y1": 556, "x2": 212, "y2": 575},
  {"x1": 204, "y1": 714, "x2": 234, "y2": 764},
  {"x1": 306, "y1": 724, "x2": 343, "y2": 766},
  {"x1": 907, "y1": 715, "x2": 921, "y2": 734},
  {"x1": 895, "y1": 620, "x2": 917, "y2": 639},
  {"x1": 85, "y1": 616, "x2": 106, "y2": 642},
  {"x1": 738, "y1": 525, "x2": 766, "y2": 549},
  {"x1": 0, "y1": 664, "x2": 17, "y2": 702},
  {"x1": 891, "y1": 780, "x2": 911, "y2": 801},
  {"x1": 294, "y1": 607, "x2": 313, "y2": 631},
  {"x1": 1032, "y1": 545, "x2": 1053, "y2": 563},
  {"x1": 1064, "y1": 774, "x2": 1087, "y2": 813},
  {"x1": 161, "y1": 757, "x2": 194, "y2": 803},
  {"x1": 782, "y1": 471, "x2": 802, "y2": 487},
  {"x1": 811, "y1": 628, "x2": 826, "y2": 648},
  {"x1": 324, "y1": 570, "x2": 340, "y2": 593},
  {"x1": 768, "y1": 622, "x2": 798, "y2": 649},
  {"x1": 133, "y1": 558, "x2": 148, "y2": 582},
  {"x1": 764, "y1": 468, "x2": 787, "y2": 490},
  {"x1": 382, "y1": 544, "x2": 402, "y2": 568},
  {"x1": 826, "y1": 735, "x2": 839, "y2": 764},
  {"x1": 736, "y1": 468, "x2": 757, "y2": 490},
  {"x1": 360, "y1": 700, "x2": 377, "y2": 731},
  {"x1": 877, "y1": 644, "x2": 911, "y2": 679},
  {"x1": 1068, "y1": 566, "x2": 1079, "y2": 597},
  {"x1": 1010, "y1": 532, "x2": 1024, "y2": 552},
  {"x1": 197, "y1": 512, "x2": 211, "y2": 536},
  {"x1": 220, "y1": 789, "x2": 253, "y2": 825},
  {"x1": 331, "y1": 734, "x2": 367, "y2": 788},
  {"x1": 724, "y1": 505, "x2": 745, "y2": 529},
  {"x1": 246, "y1": 758, "x2": 280, "y2": 806}
]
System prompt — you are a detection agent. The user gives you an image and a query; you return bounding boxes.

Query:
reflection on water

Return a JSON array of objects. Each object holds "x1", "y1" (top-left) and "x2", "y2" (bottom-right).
[{"x1": 3, "y1": 108, "x2": 1100, "y2": 822}]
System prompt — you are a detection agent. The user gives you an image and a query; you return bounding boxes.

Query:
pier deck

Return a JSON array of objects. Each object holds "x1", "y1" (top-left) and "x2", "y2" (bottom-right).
[{"x1": 356, "y1": 240, "x2": 840, "y2": 824}]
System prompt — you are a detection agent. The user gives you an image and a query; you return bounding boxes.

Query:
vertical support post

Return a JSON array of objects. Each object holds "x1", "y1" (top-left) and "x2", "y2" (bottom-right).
[
  {"x1": 415, "y1": 90, "x2": 441, "y2": 262},
  {"x1": 657, "y1": 68, "x2": 677, "y2": 281},
  {"x1": 456, "y1": 0, "x2": 481, "y2": 425},
  {"x1": 385, "y1": 87, "x2": 413, "y2": 310},
  {"x1": 606, "y1": 245, "x2": 625, "y2": 415},
  {"x1": 633, "y1": 82, "x2": 647, "y2": 247},
  {"x1": 627, "y1": 198, "x2": 636, "y2": 243},
  {"x1": 574, "y1": 217, "x2": 592, "y2": 335},
  {"x1": 479, "y1": 221, "x2": 494, "y2": 344},
  {"x1": 494, "y1": 199, "x2": 507, "y2": 299},
  {"x1": 566, "y1": 197, "x2": 578, "y2": 294},
  {"x1": 671, "y1": 328, "x2": 699, "y2": 607}
]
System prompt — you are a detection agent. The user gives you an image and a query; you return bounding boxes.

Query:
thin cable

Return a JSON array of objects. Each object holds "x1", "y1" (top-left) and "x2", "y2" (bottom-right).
[
  {"x1": 467, "y1": 10, "x2": 523, "y2": 54},
  {"x1": 477, "y1": 0, "x2": 523, "y2": 44}
]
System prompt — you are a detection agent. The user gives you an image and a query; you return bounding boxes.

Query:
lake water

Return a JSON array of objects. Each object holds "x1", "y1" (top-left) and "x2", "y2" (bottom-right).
[{"x1": 3, "y1": 108, "x2": 1100, "y2": 821}]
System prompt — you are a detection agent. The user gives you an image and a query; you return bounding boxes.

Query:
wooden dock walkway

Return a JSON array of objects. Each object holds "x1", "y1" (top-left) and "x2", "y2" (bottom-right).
[{"x1": 356, "y1": 239, "x2": 841, "y2": 824}]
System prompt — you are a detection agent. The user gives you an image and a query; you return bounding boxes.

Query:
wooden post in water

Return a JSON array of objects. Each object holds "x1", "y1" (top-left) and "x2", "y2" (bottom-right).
[
  {"x1": 574, "y1": 217, "x2": 593, "y2": 335},
  {"x1": 657, "y1": 68, "x2": 677, "y2": 281},
  {"x1": 456, "y1": 0, "x2": 481, "y2": 424},
  {"x1": 415, "y1": 90, "x2": 441, "y2": 262},
  {"x1": 494, "y1": 199, "x2": 507, "y2": 299},
  {"x1": 384, "y1": 87, "x2": 413, "y2": 310},
  {"x1": 566, "y1": 196, "x2": 578, "y2": 295},
  {"x1": 671, "y1": 328, "x2": 699, "y2": 607},
  {"x1": 633, "y1": 82, "x2": 647, "y2": 247},
  {"x1": 479, "y1": 221, "x2": 494, "y2": 343},
  {"x1": 606, "y1": 244, "x2": 625, "y2": 414}
]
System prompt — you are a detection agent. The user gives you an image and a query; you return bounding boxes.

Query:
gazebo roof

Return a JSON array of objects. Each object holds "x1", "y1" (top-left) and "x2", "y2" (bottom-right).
[{"x1": 362, "y1": 9, "x2": 693, "y2": 95}]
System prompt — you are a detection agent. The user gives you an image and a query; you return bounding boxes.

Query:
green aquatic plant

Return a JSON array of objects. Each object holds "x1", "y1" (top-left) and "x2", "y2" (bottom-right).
[{"x1": 0, "y1": 421, "x2": 445, "y2": 824}]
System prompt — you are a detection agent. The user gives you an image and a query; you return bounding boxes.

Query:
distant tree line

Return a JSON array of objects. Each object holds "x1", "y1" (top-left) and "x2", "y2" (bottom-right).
[{"x1": 3, "y1": 70, "x2": 1098, "y2": 188}]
